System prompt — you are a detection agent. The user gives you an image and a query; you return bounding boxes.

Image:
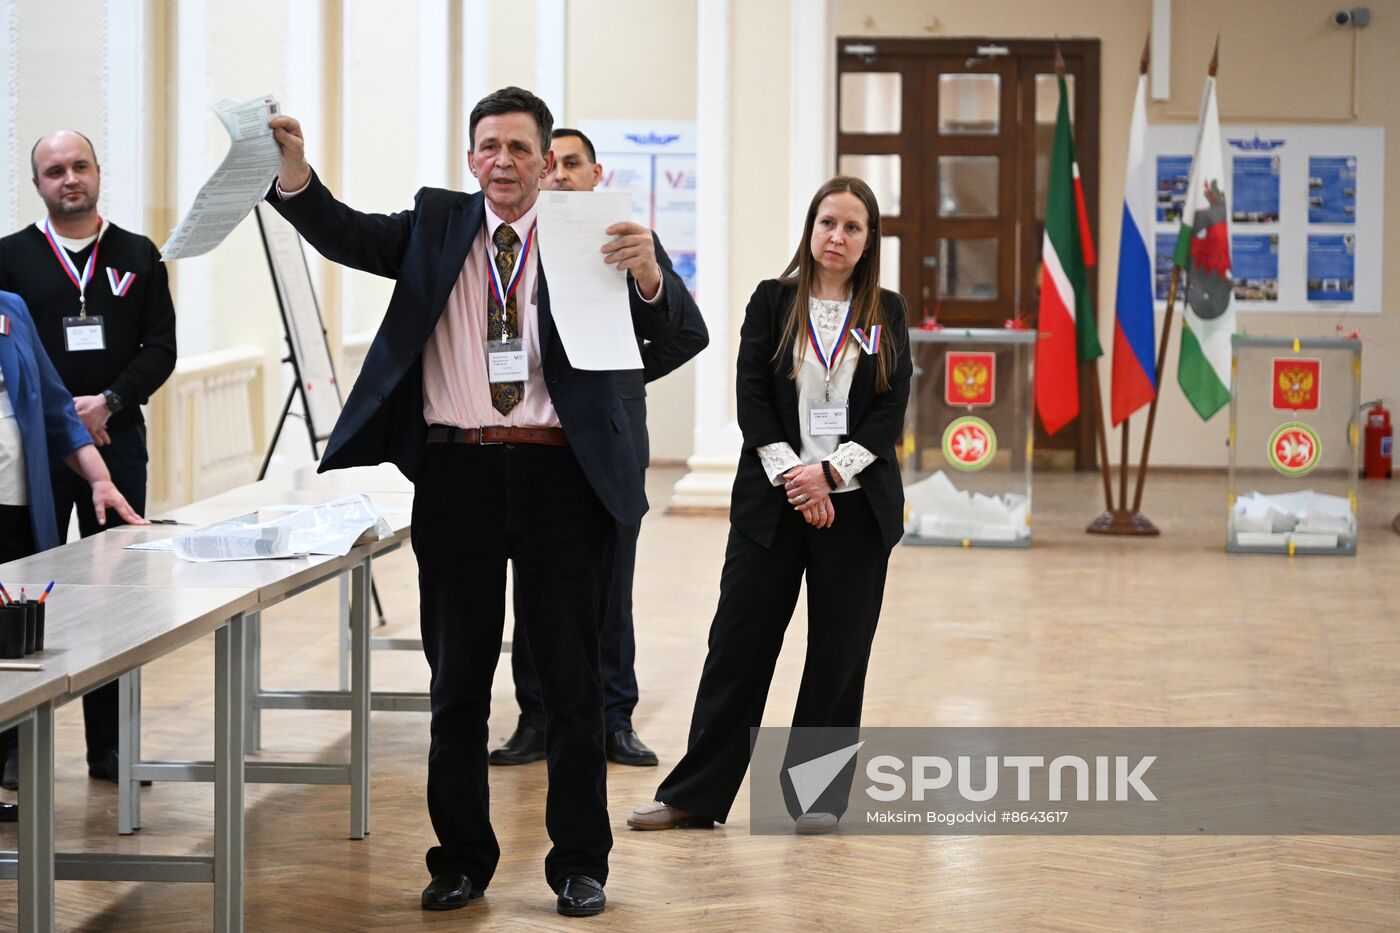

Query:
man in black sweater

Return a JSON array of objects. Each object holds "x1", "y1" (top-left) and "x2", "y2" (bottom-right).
[{"x1": 0, "y1": 130, "x2": 176, "y2": 786}]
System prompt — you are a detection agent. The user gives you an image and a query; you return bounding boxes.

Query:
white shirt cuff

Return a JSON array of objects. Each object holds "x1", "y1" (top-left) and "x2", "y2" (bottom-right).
[
  {"x1": 635, "y1": 273, "x2": 665, "y2": 305},
  {"x1": 275, "y1": 175, "x2": 312, "y2": 199},
  {"x1": 828, "y1": 441, "x2": 876, "y2": 485},
  {"x1": 757, "y1": 442, "x2": 803, "y2": 486}
]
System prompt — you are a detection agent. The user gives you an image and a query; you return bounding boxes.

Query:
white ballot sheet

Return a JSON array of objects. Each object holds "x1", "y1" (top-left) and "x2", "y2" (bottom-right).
[
  {"x1": 122, "y1": 497, "x2": 391, "y2": 562},
  {"x1": 161, "y1": 95, "x2": 283, "y2": 261},
  {"x1": 534, "y1": 191, "x2": 645, "y2": 370}
]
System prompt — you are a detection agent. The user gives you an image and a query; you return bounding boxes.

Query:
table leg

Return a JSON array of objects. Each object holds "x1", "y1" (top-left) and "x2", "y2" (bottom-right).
[
  {"x1": 214, "y1": 614, "x2": 247, "y2": 933},
  {"x1": 17, "y1": 703, "x2": 54, "y2": 933},
  {"x1": 349, "y1": 558, "x2": 371, "y2": 839},
  {"x1": 118, "y1": 672, "x2": 141, "y2": 835},
  {"x1": 337, "y1": 572, "x2": 350, "y2": 692},
  {"x1": 244, "y1": 612, "x2": 261, "y2": 754}
]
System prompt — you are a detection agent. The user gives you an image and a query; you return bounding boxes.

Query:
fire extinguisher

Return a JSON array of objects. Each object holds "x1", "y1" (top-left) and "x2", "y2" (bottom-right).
[{"x1": 1361, "y1": 400, "x2": 1392, "y2": 479}]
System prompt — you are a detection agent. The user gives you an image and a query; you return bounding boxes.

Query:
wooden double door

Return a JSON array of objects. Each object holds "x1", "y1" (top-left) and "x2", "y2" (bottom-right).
[{"x1": 836, "y1": 37, "x2": 1101, "y2": 467}]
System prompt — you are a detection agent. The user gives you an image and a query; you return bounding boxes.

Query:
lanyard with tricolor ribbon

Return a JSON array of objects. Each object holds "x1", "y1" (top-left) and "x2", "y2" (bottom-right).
[
  {"x1": 42, "y1": 217, "x2": 103, "y2": 318},
  {"x1": 485, "y1": 221, "x2": 537, "y2": 340},
  {"x1": 807, "y1": 303, "x2": 855, "y2": 401}
]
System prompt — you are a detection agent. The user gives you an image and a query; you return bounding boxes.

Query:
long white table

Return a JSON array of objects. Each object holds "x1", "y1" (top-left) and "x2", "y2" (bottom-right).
[{"x1": 0, "y1": 583, "x2": 258, "y2": 932}]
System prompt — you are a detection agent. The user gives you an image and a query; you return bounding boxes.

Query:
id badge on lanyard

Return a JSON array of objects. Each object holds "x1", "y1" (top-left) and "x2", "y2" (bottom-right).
[
  {"x1": 43, "y1": 217, "x2": 106, "y2": 350},
  {"x1": 485, "y1": 221, "x2": 536, "y2": 385},
  {"x1": 807, "y1": 303, "x2": 854, "y2": 437}
]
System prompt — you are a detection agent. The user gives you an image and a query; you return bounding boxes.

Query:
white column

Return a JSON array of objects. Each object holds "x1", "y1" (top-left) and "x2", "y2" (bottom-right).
[
  {"x1": 459, "y1": 0, "x2": 489, "y2": 192},
  {"x1": 788, "y1": 0, "x2": 831, "y2": 247},
  {"x1": 535, "y1": 0, "x2": 567, "y2": 123},
  {"x1": 416, "y1": 0, "x2": 451, "y2": 188},
  {"x1": 174, "y1": 0, "x2": 213, "y2": 354},
  {"x1": 1, "y1": 0, "x2": 19, "y2": 234},
  {"x1": 670, "y1": 0, "x2": 741, "y2": 511},
  {"x1": 1151, "y1": 0, "x2": 1171, "y2": 101},
  {"x1": 102, "y1": 0, "x2": 152, "y2": 233}
]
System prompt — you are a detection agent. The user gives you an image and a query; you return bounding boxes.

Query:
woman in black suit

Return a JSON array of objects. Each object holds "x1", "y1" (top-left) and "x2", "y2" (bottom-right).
[{"x1": 629, "y1": 176, "x2": 911, "y2": 834}]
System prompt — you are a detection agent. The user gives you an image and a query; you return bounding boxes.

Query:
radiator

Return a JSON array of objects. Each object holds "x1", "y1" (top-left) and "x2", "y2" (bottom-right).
[{"x1": 146, "y1": 346, "x2": 267, "y2": 513}]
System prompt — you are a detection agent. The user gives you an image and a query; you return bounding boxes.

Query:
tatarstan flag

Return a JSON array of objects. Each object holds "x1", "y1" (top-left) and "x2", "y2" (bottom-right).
[
  {"x1": 1174, "y1": 72, "x2": 1235, "y2": 420},
  {"x1": 1034, "y1": 73, "x2": 1101, "y2": 436}
]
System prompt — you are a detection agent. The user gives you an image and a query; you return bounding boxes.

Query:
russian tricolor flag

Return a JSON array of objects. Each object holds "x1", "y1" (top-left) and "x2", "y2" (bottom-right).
[{"x1": 1110, "y1": 73, "x2": 1157, "y2": 425}]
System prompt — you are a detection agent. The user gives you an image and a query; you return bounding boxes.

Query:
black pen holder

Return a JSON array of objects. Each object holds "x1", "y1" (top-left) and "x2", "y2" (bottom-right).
[
  {"x1": 16, "y1": 601, "x2": 42, "y2": 654},
  {"x1": 0, "y1": 605, "x2": 25, "y2": 659}
]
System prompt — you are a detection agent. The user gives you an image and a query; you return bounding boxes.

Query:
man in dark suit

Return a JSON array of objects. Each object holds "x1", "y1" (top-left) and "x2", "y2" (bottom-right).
[
  {"x1": 267, "y1": 87, "x2": 687, "y2": 918},
  {"x1": 492, "y1": 128, "x2": 707, "y2": 769}
]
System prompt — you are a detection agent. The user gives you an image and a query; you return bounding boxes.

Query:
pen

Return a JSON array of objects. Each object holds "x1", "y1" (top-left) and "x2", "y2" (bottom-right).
[
  {"x1": 37, "y1": 582, "x2": 54, "y2": 605},
  {"x1": 0, "y1": 582, "x2": 9, "y2": 605},
  {"x1": 147, "y1": 519, "x2": 189, "y2": 526}
]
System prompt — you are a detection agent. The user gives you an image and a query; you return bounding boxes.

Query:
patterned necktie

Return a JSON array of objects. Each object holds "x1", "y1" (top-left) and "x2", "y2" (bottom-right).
[{"x1": 487, "y1": 223, "x2": 523, "y2": 415}]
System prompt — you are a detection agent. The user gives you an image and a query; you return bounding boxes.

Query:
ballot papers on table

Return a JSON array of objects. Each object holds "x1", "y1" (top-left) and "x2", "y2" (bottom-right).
[
  {"x1": 126, "y1": 495, "x2": 391, "y2": 562},
  {"x1": 161, "y1": 95, "x2": 282, "y2": 261},
  {"x1": 534, "y1": 190, "x2": 644, "y2": 370}
]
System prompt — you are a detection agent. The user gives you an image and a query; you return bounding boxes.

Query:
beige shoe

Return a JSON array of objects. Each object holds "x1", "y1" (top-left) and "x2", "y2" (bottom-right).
[
  {"x1": 627, "y1": 800, "x2": 713, "y2": 830},
  {"x1": 794, "y1": 811, "x2": 838, "y2": 835}
]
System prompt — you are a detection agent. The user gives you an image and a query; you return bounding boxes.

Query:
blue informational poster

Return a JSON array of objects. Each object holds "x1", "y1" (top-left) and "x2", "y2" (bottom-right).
[
  {"x1": 1155, "y1": 155, "x2": 1192, "y2": 223},
  {"x1": 1231, "y1": 234, "x2": 1280, "y2": 302},
  {"x1": 1307, "y1": 156, "x2": 1357, "y2": 224},
  {"x1": 1154, "y1": 232, "x2": 1177, "y2": 300},
  {"x1": 1231, "y1": 156, "x2": 1280, "y2": 223},
  {"x1": 1306, "y1": 234, "x2": 1356, "y2": 301}
]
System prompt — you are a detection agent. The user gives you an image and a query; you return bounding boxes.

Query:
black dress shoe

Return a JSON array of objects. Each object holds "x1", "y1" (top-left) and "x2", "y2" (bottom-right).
[
  {"x1": 489, "y1": 722, "x2": 546, "y2": 765},
  {"x1": 606, "y1": 729, "x2": 658, "y2": 767},
  {"x1": 421, "y1": 872, "x2": 481, "y2": 910},
  {"x1": 556, "y1": 875, "x2": 605, "y2": 917},
  {"x1": 0, "y1": 802, "x2": 15, "y2": 823},
  {"x1": 87, "y1": 748, "x2": 151, "y2": 786}
]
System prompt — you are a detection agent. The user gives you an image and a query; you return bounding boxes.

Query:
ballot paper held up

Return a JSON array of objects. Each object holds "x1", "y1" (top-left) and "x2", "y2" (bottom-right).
[
  {"x1": 534, "y1": 191, "x2": 644, "y2": 371},
  {"x1": 161, "y1": 95, "x2": 282, "y2": 261}
]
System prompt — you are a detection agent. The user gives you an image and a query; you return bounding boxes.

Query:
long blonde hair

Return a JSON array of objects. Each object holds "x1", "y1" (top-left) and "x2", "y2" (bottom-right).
[{"x1": 775, "y1": 176, "x2": 895, "y2": 392}]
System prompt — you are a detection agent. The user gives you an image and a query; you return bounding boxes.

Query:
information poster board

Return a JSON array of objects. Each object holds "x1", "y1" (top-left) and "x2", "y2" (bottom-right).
[
  {"x1": 254, "y1": 203, "x2": 342, "y2": 437},
  {"x1": 1145, "y1": 125, "x2": 1383, "y2": 314},
  {"x1": 578, "y1": 121, "x2": 697, "y2": 296}
]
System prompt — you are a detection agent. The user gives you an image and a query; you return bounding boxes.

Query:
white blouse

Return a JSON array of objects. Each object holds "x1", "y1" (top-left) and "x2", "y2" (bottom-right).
[
  {"x1": 0, "y1": 369, "x2": 27, "y2": 506},
  {"x1": 756, "y1": 296, "x2": 877, "y2": 492}
]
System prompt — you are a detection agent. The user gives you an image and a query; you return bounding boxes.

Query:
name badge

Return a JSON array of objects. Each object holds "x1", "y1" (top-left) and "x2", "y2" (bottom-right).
[
  {"x1": 487, "y1": 338, "x2": 528, "y2": 382},
  {"x1": 809, "y1": 401, "x2": 849, "y2": 437},
  {"x1": 63, "y1": 315, "x2": 106, "y2": 352}
]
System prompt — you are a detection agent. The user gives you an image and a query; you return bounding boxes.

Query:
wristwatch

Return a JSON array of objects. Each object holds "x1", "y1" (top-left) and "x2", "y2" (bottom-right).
[{"x1": 102, "y1": 388, "x2": 124, "y2": 414}]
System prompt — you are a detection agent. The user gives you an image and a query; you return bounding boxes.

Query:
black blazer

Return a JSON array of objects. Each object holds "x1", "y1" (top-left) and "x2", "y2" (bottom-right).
[
  {"x1": 728, "y1": 279, "x2": 912, "y2": 551},
  {"x1": 267, "y1": 172, "x2": 686, "y2": 529},
  {"x1": 615, "y1": 234, "x2": 709, "y2": 466}
]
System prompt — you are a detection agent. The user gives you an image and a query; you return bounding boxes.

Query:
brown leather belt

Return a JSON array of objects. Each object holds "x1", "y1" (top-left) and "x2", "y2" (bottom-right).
[{"x1": 426, "y1": 424, "x2": 569, "y2": 447}]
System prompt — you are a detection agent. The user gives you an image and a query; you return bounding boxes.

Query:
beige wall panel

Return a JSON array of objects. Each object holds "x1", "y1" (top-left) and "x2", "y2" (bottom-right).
[
  {"x1": 565, "y1": 0, "x2": 697, "y2": 123},
  {"x1": 729, "y1": 0, "x2": 792, "y2": 412},
  {"x1": 341, "y1": 1, "x2": 420, "y2": 334},
  {"x1": 14, "y1": 0, "x2": 105, "y2": 223},
  {"x1": 487, "y1": 1, "x2": 537, "y2": 95}
]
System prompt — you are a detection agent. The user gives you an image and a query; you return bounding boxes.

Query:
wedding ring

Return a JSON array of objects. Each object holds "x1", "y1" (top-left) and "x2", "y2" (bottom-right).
[{"x1": 798, "y1": 494, "x2": 809, "y2": 503}]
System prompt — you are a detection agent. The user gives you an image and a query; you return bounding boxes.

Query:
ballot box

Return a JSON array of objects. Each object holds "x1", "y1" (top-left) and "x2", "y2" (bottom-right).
[
  {"x1": 901, "y1": 328, "x2": 1035, "y2": 547},
  {"x1": 1227, "y1": 334, "x2": 1361, "y2": 555}
]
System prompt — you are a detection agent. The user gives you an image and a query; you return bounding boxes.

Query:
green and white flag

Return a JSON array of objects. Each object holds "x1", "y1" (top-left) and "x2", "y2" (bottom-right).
[{"x1": 1173, "y1": 74, "x2": 1235, "y2": 420}]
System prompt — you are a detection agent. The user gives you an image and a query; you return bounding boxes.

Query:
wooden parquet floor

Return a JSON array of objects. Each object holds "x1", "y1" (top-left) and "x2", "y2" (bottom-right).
[{"x1": 3, "y1": 467, "x2": 1400, "y2": 931}]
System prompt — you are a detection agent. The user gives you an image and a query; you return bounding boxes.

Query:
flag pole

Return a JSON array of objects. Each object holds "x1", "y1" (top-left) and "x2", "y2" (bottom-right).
[
  {"x1": 1131, "y1": 37, "x2": 1217, "y2": 515},
  {"x1": 1089, "y1": 32, "x2": 1159, "y2": 534}
]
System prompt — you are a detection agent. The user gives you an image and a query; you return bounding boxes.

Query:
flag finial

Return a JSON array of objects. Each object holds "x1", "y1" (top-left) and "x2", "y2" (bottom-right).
[
  {"x1": 1140, "y1": 32, "x2": 1151, "y2": 76},
  {"x1": 1054, "y1": 42, "x2": 1066, "y2": 76},
  {"x1": 1208, "y1": 34, "x2": 1219, "y2": 77}
]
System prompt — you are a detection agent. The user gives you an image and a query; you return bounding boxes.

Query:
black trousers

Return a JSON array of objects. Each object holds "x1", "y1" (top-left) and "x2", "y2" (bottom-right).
[
  {"x1": 654, "y1": 488, "x2": 891, "y2": 824},
  {"x1": 50, "y1": 423, "x2": 147, "y2": 762},
  {"x1": 510, "y1": 467, "x2": 643, "y2": 735},
  {"x1": 0, "y1": 506, "x2": 36, "y2": 760},
  {"x1": 413, "y1": 440, "x2": 614, "y2": 892}
]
